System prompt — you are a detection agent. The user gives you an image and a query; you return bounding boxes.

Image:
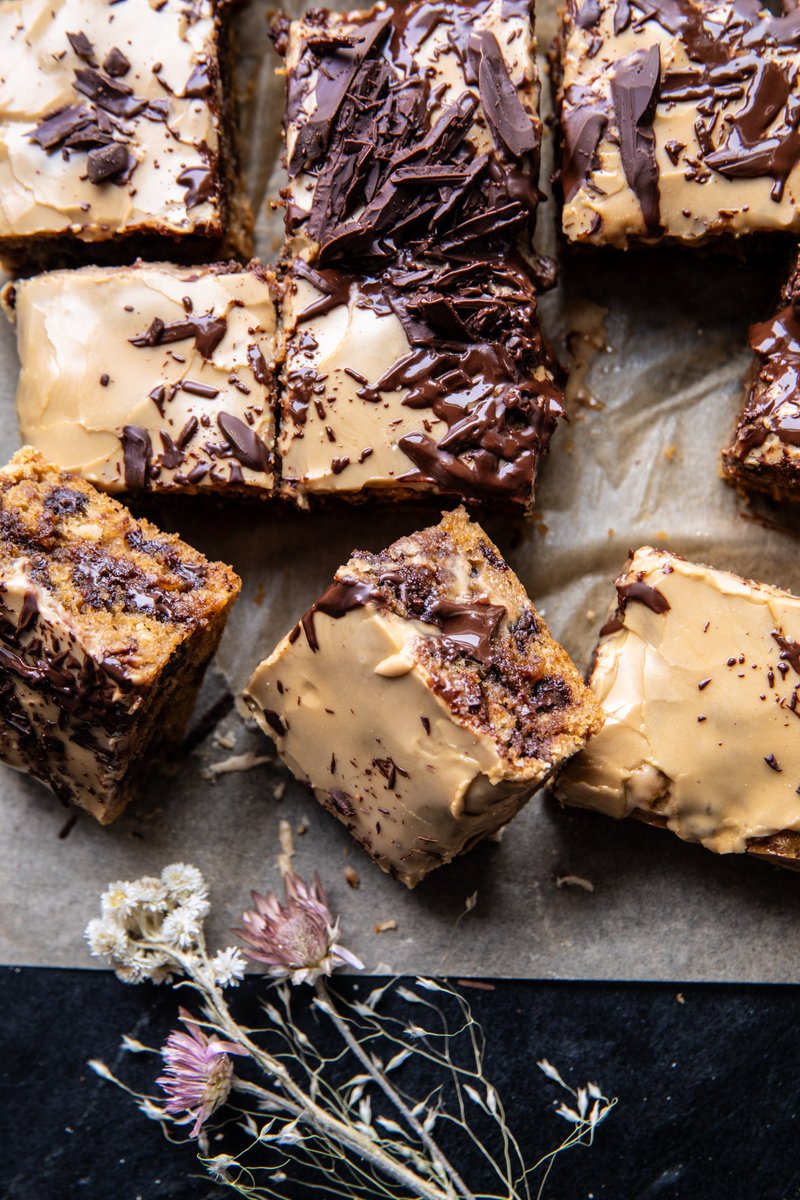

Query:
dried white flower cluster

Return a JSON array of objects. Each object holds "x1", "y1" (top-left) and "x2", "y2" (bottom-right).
[{"x1": 85, "y1": 863, "x2": 246, "y2": 988}]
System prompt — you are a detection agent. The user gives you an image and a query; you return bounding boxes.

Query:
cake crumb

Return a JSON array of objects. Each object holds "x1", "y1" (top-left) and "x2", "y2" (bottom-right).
[
  {"x1": 344, "y1": 866, "x2": 361, "y2": 889},
  {"x1": 676, "y1": 992, "x2": 685, "y2": 1005},
  {"x1": 277, "y1": 817, "x2": 295, "y2": 877},
  {"x1": 273, "y1": 781, "x2": 286, "y2": 801},
  {"x1": 374, "y1": 919, "x2": 397, "y2": 934},
  {"x1": 663, "y1": 444, "x2": 678, "y2": 463},
  {"x1": 202, "y1": 752, "x2": 270, "y2": 782},
  {"x1": 296, "y1": 818, "x2": 309, "y2": 835},
  {"x1": 556, "y1": 874, "x2": 595, "y2": 893},
  {"x1": 212, "y1": 730, "x2": 236, "y2": 751}
]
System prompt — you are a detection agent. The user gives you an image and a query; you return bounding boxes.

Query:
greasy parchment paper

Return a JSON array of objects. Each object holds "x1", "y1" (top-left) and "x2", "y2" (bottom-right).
[{"x1": 2, "y1": 0, "x2": 800, "y2": 982}]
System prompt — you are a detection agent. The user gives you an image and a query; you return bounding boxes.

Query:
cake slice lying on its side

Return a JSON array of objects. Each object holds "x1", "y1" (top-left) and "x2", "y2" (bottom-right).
[
  {"x1": 0, "y1": 448, "x2": 240, "y2": 823},
  {"x1": 723, "y1": 252, "x2": 800, "y2": 502},
  {"x1": 243, "y1": 507, "x2": 602, "y2": 887},
  {"x1": 556, "y1": 547, "x2": 800, "y2": 870},
  {"x1": 275, "y1": 0, "x2": 543, "y2": 268},
  {"x1": 5, "y1": 261, "x2": 278, "y2": 497},
  {"x1": 278, "y1": 252, "x2": 564, "y2": 511}
]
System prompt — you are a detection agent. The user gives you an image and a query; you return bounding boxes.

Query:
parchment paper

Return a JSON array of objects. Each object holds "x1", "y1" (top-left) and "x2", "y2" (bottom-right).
[{"x1": 2, "y1": 0, "x2": 800, "y2": 981}]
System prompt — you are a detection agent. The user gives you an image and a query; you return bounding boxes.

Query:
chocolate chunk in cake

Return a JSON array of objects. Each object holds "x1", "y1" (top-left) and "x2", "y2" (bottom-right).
[
  {"x1": 0, "y1": 447, "x2": 240, "y2": 822},
  {"x1": 723, "y1": 251, "x2": 800, "y2": 500},
  {"x1": 556, "y1": 0, "x2": 800, "y2": 247},
  {"x1": 0, "y1": 0, "x2": 251, "y2": 271},
  {"x1": 276, "y1": 0, "x2": 542, "y2": 266},
  {"x1": 278, "y1": 253, "x2": 565, "y2": 510},
  {"x1": 557, "y1": 547, "x2": 800, "y2": 870},
  {"x1": 5, "y1": 261, "x2": 278, "y2": 496},
  {"x1": 243, "y1": 507, "x2": 602, "y2": 887}
]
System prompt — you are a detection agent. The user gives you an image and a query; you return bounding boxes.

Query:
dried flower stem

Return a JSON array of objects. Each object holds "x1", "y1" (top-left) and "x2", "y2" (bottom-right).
[
  {"x1": 145, "y1": 940, "x2": 458, "y2": 1200},
  {"x1": 315, "y1": 978, "x2": 476, "y2": 1200}
]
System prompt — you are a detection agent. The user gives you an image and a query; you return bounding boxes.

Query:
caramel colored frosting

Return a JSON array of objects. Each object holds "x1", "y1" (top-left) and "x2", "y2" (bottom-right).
[
  {"x1": 278, "y1": 256, "x2": 564, "y2": 509},
  {"x1": 8, "y1": 262, "x2": 277, "y2": 494},
  {"x1": 279, "y1": 0, "x2": 541, "y2": 266},
  {"x1": 0, "y1": 0, "x2": 224, "y2": 244},
  {"x1": 557, "y1": 547, "x2": 800, "y2": 854},
  {"x1": 559, "y1": 0, "x2": 800, "y2": 246},
  {"x1": 244, "y1": 507, "x2": 601, "y2": 886}
]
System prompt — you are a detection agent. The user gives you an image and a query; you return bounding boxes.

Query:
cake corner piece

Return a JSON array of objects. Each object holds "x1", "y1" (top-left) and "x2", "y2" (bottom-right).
[
  {"x1": 0, "y1": 446, "x2": 241, "y2": 823},
  {"x1": 243, "y1": 506, "x2": 602, "y2": 887}
]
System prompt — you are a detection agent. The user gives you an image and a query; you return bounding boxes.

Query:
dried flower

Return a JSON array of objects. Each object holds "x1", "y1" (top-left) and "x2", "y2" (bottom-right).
[
  {"x1": 85, "y1": 863, "x2": 212, "y2": 984},
  {"x1": 211, "y1": 947, "x2": 247, "y2": 989},
  {"x1": 156, "y1": 1010, "x2": 243, "y2": 1138},
  {"x1": 235, "y1": 870, "x2": 363, "y2": 986}
]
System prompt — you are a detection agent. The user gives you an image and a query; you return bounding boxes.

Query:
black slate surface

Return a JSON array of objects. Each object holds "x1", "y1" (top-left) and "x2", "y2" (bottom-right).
[{"x1": 2, "y1": 968, "x2": 799, "y2": 1199}]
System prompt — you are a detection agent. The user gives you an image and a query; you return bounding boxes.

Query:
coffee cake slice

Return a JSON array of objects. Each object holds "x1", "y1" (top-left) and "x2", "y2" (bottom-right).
[
  {"x1": 243, "y1": 507, "x2": 602, "y2": 887},
  {"x1": 275, "y1": 0, "x2": 542, "y2": 267},
  {"x1": 0, "y1": 0, "x2": 251, "y2": 271},
  {"x1": 278, "y1": 253, "x2": 564, "y2": 510},
  {"x1": 723, "y1": 252, "x2": 800, "y2": 501},
  {"x1": 0, "y1": 447, "x2": 240, "y2": 822},
  {"x1": 556, "y1": 0, "x2": 800, "y2": 247},
  {"x1": 557, "y1": 547, "x2": 800, "y2": 870},
  {"x1": 5, "y1": 261, "x2": 277, "y2": 496}
]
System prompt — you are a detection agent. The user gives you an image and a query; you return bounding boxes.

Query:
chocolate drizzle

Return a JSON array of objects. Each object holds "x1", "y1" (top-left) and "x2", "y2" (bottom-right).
[
  {"x1": 299, "y1": 577, "x2": 383, "y2": 651},
  {"x1": 617, "y1": 577, "x2": 671, "y2": 614},
  {"x1": 129, "y1": 312, "x2": 228, "y2": 359}
]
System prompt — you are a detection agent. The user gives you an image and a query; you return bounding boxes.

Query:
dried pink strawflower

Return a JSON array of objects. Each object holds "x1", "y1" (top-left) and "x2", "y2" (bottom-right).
[
  {"x1": 234, "y1": 871, "x2": 363, "y2": 986},
  {"x1": 156, "y1": 1009, "x2": 243, "y2": 1137}
]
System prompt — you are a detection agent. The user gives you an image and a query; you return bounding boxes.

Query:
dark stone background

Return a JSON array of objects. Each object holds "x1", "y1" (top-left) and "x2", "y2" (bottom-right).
[{"x1": 2, "y1": 968, "x2": 799, "y2": 1199}]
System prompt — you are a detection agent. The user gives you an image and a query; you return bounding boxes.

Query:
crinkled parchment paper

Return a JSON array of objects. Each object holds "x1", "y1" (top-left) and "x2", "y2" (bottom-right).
[{"x1": 2, "y1": 0, "x2": 800, "y2": 981}]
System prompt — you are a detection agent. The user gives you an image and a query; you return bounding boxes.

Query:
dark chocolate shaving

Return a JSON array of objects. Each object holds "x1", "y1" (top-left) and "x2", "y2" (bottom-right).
[
  {"x1": 610, "y1": 44, "x2": 662, "y2": 235},
  {"x1": 217, "y1": 413, "x2": 271, "y2": 473},
  {"x1": 471, "y1": 30, "x2": 539, "y2": 158},
  {"x1": 87, "y1": 142, "x2": 130, "y2": 183},
  {"x1": 103, "y1": 47, "x2": 131, "y2": 77},
  {"x1": 67, "y1": 32, "x2": 96, "y2": 64},
  {"x1": 121, "y1": 425, "x2": 153, "y2": 490}
]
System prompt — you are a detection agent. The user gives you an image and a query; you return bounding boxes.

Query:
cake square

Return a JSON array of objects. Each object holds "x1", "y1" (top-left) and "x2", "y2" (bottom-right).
[
  {"x1": 278, "y1": 253, "x2": 565, "y2": 509},
  {"x1": 0, "y1": 447, "x2": 240, "y2": 822},
  {"x1": 243, "y1": 507, "x2": 602, "y2": 887},
  {"x1": 557, "y1": 0, "x2": 800, "y2": 247},
  {"x1": 276, "y1": 0, "x2": 542, "y2": 266},
  {"x1": 0, "y1": 0, "x2": 250, "y2": 270},
  {"x1": 6, "y1": 261, "x2": 278, "y2": 496},
  {"x1": 556, "y1": 547, "x2": 800, "y2": 869},
  {"x1": 723, "y1": 252, "x2": 800, "y2": 501}
]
